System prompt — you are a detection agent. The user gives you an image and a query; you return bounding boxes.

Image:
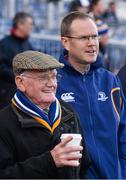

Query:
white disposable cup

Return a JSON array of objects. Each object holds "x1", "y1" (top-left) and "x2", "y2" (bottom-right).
[
  {"x1": 60, "y1": 133, "x2": 82, "y2": 166},
  {"x1": 60, "y1": 133, "x2": 82, "y2": 147}
]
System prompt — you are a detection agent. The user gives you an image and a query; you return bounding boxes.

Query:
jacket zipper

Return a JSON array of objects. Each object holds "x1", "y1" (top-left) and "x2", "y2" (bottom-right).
[{"x1": 82, "y1": 74, "x2": 101, "y2": 173}]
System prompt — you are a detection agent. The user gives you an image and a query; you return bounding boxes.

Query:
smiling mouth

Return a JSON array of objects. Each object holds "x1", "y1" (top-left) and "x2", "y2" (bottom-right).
[
  {"x1": 43, "y1": 91, "x2": 55, "y2": 93},
  {"x1": 44, "y1": 91, "x2": 54, "y2": 92},
  {"x1": 86, "y1": 50, "x2": 96, "y2": 54}
]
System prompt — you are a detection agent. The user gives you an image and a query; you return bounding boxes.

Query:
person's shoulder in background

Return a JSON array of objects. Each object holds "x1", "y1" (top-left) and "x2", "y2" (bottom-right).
[{"x1": 117, "y1": 65, "x2": 126, "y2": 98}]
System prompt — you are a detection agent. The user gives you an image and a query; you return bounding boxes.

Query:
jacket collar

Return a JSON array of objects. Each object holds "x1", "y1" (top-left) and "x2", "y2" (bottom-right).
[
  {"x1": 12, "y1": 104, "x2": 43, "y2": 128},
  {"x1": 59, "y1": 49, "x2": 103, "y2": 75}
]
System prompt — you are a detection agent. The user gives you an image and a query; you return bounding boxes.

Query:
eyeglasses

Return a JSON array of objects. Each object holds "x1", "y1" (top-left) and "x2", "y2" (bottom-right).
[
  {"x1": 66, "y1": 34, "x2": 99, "y2": 42},
  {"x1": 21, "y1": 74, "x2": 62, "y2": 84}
]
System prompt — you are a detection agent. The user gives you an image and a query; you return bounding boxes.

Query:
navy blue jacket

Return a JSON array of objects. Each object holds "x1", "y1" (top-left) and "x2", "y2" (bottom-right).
[
  {"x1": 0, "y1": 34, "x2": 33, "y2": 83},
  {"x1": 56, "y1": 52, "x2": 126, "y2": 179},
  {"x1": 0, "y1": 34, "x2": 34, "y2": 109}
]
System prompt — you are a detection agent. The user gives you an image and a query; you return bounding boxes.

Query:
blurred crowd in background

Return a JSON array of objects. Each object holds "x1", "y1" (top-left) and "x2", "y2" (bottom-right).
[
  {"x1": 0, "y1": 2, "x2": 126, "y2": 178},
  {"x1": 0, "y1": 0, "x2": 126, "y2": 74}
]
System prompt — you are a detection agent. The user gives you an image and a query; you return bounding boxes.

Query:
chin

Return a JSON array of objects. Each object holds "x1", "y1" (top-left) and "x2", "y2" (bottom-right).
[
  {"x1": 46, "y1": 96, "x2": 56, "y2": 103},
  {"x1": 85, "y1": 60, "x2": 95, "y2": 65},
  {"x1": 89, "y1": 57, "x2": 97, "y2": 63}
]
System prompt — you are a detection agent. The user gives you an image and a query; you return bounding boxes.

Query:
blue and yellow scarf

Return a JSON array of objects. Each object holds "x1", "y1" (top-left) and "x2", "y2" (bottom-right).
[{"x1": 12, "y1": 90, "x2": 62, "y2": 133}]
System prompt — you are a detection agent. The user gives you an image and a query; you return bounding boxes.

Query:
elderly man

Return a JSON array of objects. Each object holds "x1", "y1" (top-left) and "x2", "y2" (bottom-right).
[{"x1": 0, "y1": 50, "x2": 90, "y2": 179}]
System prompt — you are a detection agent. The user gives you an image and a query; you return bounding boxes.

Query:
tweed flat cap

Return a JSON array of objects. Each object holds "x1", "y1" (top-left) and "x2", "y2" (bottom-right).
[{"x1": 13, "y1": 50, "x2": 64, "y2": 74}]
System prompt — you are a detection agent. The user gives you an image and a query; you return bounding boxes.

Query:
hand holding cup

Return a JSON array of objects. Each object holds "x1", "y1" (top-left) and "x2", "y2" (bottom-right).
[{"x1": 51, "y1": 133, "x2": 83, "y2": 167}]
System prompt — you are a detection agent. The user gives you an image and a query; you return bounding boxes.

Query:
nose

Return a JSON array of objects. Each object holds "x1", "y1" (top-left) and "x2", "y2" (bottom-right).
[{"x1": 87, "y1": 36, "x2": 96, "y2": 45}]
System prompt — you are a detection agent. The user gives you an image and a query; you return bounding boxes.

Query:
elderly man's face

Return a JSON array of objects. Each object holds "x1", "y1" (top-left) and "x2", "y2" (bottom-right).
[{"x1": 16, "y1": 69, "x2": 57, "y2": 108}]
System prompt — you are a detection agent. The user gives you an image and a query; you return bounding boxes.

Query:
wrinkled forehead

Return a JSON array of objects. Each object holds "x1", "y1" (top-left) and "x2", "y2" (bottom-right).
[
  {"x1": 21, "y1": 69, "x2": 57, "y2": 76},
  {"x1": 70, "y1": 18, "x2": 98, "y2": 35}
]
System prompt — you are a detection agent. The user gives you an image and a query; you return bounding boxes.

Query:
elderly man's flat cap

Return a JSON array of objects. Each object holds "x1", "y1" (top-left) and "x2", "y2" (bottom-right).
[{"x1": 13, "y1": 50, "x2": 64, "y2": 74}]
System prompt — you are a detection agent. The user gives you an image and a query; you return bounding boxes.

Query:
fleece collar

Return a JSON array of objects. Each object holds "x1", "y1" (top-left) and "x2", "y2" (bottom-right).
[{"x1": 59, "y1": 49, "x2": 103, "y2": 75}]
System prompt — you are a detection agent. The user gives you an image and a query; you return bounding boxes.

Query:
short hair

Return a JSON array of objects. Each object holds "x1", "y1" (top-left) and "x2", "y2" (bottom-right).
[
  {"x1": 90, "y1": 0, "x2": 101, "y2": 11},
  {"x1": 69, "y1": 0, "x2": 82, "y2": 12},
  {"x1": 12, "y1": 12, "x2": 33, "y2": 28},
  {"x1": 109, "y1": 1, "x2": 116, "y2": 7},
  {"x1": 60, "y1": 11, "x2": 94, "y2": 36}
]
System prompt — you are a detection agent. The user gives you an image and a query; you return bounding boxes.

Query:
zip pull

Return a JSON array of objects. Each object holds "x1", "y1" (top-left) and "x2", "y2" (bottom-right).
[{"x1": 83, "y1": 75, "x2": 86, "y2": 82}]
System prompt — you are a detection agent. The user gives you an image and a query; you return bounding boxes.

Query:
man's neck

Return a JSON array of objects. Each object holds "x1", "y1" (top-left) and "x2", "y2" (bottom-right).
[
  {"x1": 12, "y1": 29, "x2": 26, "y2": 39},
  {"x1": 68, "y1": 58, "x2": 90, "y2": 74},
  {"x1": 37, "y1": 105, "x2": 49, "y2": 114},
  {"x1": 36, "y1": 102, "x2": 51, "y2": 110}
]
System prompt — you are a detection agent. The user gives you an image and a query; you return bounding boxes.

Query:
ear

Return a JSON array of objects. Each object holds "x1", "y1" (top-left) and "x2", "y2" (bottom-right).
[
  {"x1": 15, "y1": 76, "x2": 26, "y2": 92},
  {"x1": 61, "y1": 37, "x2": 70, "y2": 51}
]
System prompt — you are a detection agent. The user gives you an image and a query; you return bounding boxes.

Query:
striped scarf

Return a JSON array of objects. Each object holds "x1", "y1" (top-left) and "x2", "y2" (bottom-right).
[{"x1": 12, "y1": 90, "x2": 62, "y2": 133}]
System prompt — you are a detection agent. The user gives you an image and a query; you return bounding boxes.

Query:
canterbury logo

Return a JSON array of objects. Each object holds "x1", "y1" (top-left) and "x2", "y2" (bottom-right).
[
  {"x1": 98, "y1": 91, "x2": 108, "y2": 101},
  {"x1": 61, "y1": 92, "x2": 75, "y2": 102}
]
